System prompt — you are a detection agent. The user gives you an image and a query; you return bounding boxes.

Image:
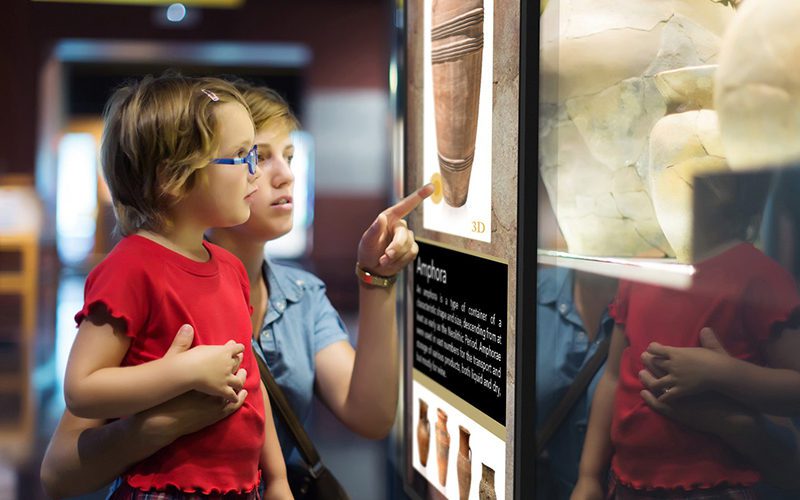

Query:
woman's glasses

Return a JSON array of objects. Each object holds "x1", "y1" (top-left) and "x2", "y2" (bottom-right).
[{"x1": 212, "y1": 145, "x2": 258, "y2": 175}]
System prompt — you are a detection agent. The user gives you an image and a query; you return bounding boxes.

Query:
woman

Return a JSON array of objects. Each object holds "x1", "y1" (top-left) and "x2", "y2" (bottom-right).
[{"x1": 40, "y1": 81, "x2": 433, "y2": 497}]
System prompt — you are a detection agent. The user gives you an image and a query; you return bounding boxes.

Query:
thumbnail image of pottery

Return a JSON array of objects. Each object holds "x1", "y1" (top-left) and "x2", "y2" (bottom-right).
[
  {"x1": 431, "y1": 0, "x2": 484, "y2": 207},
  {"x1": 479, "y1": 463, "x2": 496, "y2": 500},
  {"x1": 436, "y1": 408, "x2": 451, "y2": 486},
  {"x1": 457, "y1": 425, "x2": 472, "y2": 500},
  {"x1": 417, "y1": 399, "x2": 431, "y2": 467}
]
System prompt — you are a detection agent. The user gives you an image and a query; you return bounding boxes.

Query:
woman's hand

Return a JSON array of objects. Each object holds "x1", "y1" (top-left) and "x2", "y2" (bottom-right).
[
  {"x1": 357, "y1": 183, "x2": 434, "y2": 278},
  {"x1": 640, "y1": 328, "x2": 733, "y2": 401}
]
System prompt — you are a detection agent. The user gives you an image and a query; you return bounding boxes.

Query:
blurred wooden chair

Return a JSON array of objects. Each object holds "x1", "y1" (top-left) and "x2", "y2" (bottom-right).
[{"x1": 0, "y1": 175, "x2": 40, "y2": 464}]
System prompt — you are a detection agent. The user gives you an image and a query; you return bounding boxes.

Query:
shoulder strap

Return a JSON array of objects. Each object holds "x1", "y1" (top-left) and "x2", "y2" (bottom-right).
[
  {"x1": 255, "y1": 262, "x2": 325, "y2": 476},
  {"x1": 536, "y1": 336, "x2": 610, "y2": 456},
  {"x1": 254, "y1": 347, "x2": 326, "y2": 475}
]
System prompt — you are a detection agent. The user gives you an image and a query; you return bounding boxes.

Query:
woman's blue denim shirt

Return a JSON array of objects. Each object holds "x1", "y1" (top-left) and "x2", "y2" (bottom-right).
[
  {"x1": 253, "y1": 259, "x2": 350, "y2": 463},
  {"x1": 536, "y1": 267, "x2": 613, "y2": 499}
]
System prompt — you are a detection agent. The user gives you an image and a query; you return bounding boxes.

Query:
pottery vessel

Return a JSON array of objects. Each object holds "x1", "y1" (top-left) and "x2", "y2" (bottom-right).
[
  {"x1": 539, "y1": 0, "x2": 734, "y2": 256},
  {"x1": 716, "y1": 0, "x2": 800, "y2": 170},
  {"x1": 417, "y1": 399, "x2": 431, "y2": 467},
  {"x1": 435, "y1": 408, "x2": 450, "y2": 486},
  {"x1": 478, "y1": 463, "x2": 496, "y2": 500},
  {"x1": 456, "y1": 425, "x2": 471, "y2": 500},
  {"x1": 648, "y1": 65, "x2": 729, "y2": 262},
  {"x1": 431, "y1": 0, "x2": 484, "y2": 207}
]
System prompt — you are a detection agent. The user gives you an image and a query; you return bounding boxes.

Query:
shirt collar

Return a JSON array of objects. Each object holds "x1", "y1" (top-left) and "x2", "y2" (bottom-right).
[
  {"x1": 537, "y1": 267, "x2": 573, "y2": 306},
  {"x1": 263, "y1": 258, "x2": 304, "y2": 303},
  {"x1": 261, "y1": 258, "x2": 306, "y2": 327}
]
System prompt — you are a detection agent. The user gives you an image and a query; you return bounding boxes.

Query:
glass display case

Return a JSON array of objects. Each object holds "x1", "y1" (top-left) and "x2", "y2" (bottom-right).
[{"x1": 537, "y1": 0, "x2": 800, "y2": 498}]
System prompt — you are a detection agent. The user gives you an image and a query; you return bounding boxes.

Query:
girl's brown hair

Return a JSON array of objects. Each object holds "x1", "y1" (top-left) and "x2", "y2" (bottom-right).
[{"x1": 101, "y1": 73, "x2": 251, "y2": 236}]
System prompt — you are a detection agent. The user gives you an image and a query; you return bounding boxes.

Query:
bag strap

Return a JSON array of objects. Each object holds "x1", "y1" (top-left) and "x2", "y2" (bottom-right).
[
  {"x1": 536, "y1": 336, "x2": 610, "y2": 456},
  {"x1": 255, "y1": 262, "x2": 325, "y2": 478},
  {"x1": 254, "y1": 349, "x2": 328, "y2": 477}
]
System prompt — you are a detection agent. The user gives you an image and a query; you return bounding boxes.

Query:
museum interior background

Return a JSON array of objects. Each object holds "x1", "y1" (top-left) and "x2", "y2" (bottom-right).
[{"x1": 0, "y1": 0, "x2": 402, "y2": 498}]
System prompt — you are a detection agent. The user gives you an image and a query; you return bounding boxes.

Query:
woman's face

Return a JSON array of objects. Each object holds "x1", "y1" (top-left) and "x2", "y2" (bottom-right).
[{"x1": 240, "y1": 123, "x2": 296, "y2": 241}]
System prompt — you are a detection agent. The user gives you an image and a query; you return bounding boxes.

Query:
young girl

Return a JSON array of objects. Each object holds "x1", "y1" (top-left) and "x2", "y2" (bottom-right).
[
  {"x1": 41, "y1": 79, "x2": 431, "y2": 498},
  {"x1": 572, "y1": 177, "x2": 800, "y2": 499},
  {"x1": 63, "y1": 74, "x2": 291, "y2": 498}
]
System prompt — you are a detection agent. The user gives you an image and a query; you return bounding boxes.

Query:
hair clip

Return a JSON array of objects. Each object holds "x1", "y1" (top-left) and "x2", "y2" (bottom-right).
[{"x1": 201, "y1": 88, "x2": 220, "y2": 102}]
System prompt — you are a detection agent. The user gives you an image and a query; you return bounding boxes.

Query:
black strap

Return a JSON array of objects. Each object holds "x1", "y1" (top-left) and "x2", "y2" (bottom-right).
[
  {"x1": 536, "y1": 336, "x2": 610, "y2": 456},
  {"x1": 255, "y1": 262, "x2": 325, "y2": 477},
  {"x1": 254, "y1": 348, "x2": 327, "y2": 477}
]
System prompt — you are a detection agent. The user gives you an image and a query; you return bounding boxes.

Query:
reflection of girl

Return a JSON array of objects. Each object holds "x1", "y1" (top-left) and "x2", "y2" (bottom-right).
[
  {"x1": 41, "y1": 81, "x2": 433, "y2": 498},
  {"x1": 573, "y1": 241, "x2": 800, "y2": 498}
]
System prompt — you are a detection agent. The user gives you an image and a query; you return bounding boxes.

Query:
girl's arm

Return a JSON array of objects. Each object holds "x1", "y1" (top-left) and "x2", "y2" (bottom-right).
[
  {"x1": 42, "y1": 326, "x2": 249, "y2": 498},
  {"x1": 258, "y1": 381, "x2": 293, "y2": 500},
  {"x1": 314, "y1": 185, "x2": 433, "y2": 439},
  {"x1": 572, "y1": 324, "x2": 628, "y2": 500},
  {"x1": 646, "y1": 327, "x2": 800, "y2": 416},
  {"x1": 65, "y1": 313, "x2": 245, "y2": 419}
]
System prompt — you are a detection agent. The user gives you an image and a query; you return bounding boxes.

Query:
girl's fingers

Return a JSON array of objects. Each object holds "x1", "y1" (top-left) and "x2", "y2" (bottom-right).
[
  {"x1": 223, "y1": 389, "x2": 248, "y2": 414},
  {"x1": 647, "y1": 342, "x2": 671, "y2": 357},
  {"x1": 640, "y1": 351, "x2": 668, "y2": 378}
]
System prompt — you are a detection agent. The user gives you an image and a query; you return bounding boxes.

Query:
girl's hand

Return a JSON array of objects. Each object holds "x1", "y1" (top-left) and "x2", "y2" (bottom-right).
[
  {"x1": 571, "y1": 477, "x2": 604, "y2": 500},
  {"x1": 178, "y1": 340, "x2": 245, "y2": 401},
  {"x1": 139, "y1": 325, "x2": 248, "y2": 444},
  {"x1": 641, "y1": 328, "x2": 732, "y2": 402},
  {"x1": 357, "y1": 184, "x2": 434, "y2": 279}
]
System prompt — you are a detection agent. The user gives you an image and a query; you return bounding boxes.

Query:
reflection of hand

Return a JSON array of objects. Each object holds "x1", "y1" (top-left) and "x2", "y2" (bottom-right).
[
  {"x1": 639, "y1": 386, "x2": 753, "y2": 437},
  {"x1": 137, "y1": 325, "x2": 248, "y2": 444},
  {"x1": 640, "y1": 328, "x2": 732, "y2": 401},
  {"x1": 357, "y1": 183, "x2": 434, "y2": 278}
]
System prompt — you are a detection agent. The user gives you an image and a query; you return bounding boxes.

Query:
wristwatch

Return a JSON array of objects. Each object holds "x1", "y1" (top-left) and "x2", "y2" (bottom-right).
[{"x1": 355, "y1": 264, "x2": 397, "y2": 288}]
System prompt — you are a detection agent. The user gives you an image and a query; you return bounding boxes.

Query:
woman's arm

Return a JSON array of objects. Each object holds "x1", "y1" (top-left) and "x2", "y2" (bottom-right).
[
  {"x1": 42, "y1": 326, "x2": 249, "y2": 498},
  {"x1": 314, "y1": 185, "x2": 432, "y2": 439},
  {"x1": 258, "y1": 381, "x2": 293, "y2": 499},
  {"x1": 646, "y1": 327, "x2": 800, "y2": 415},
  {"x1": 65, "y1": 315, "x2": 245, "y2": 419},
  {"x1": 572, "y1": 324, "x2": 627, "y2": 500}
]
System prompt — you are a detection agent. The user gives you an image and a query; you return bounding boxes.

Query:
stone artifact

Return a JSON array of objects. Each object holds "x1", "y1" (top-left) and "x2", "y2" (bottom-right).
[
  {"x1": 715, "y1": 0, "x2": 800, "y2": 170},
  {"x1": 431, "y1": 0, "x2": 484, "y2": 207},
  {"x1": 540, "y1": 0, "x2": 734, "y2": 256},
  {"x1": 456, "y1": 425, "x2": 471, "y2": 500},
  {"x1": 417, "y1": 399, "x2": 431, "y2": 467},
  {"x1": 436, "y1": 408, "x2": 450, "y2": 486}
]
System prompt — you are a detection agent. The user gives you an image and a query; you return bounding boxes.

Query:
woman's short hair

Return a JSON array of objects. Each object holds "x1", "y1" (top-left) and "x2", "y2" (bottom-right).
[
  {"x1": 101, "y1": 73, "x2": 251, "y2": 236},
  {"x1": 231, "y1": 80, "x2": 300, "y2": 134}
]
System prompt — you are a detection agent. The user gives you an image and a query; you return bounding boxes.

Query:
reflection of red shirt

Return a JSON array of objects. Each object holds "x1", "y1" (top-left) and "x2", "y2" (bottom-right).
[
  {"x1": 610, "y1": 243, "x2": 800, "y2": 490},
  {"x1": 75, "y1": 235, "x2": 264, "y2": 494}
]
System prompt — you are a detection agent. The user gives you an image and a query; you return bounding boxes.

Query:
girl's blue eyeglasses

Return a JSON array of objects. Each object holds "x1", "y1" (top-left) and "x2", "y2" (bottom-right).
[{"x1": 212, "y1": 145, "x2": 258, "y2": 175}]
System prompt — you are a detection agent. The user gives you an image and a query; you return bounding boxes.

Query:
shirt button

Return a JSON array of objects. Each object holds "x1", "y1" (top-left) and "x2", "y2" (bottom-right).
[
  {"x1": 295, "y1": 279, "x2": 304, "y2": 286},
  {"x1": 559, "y1": 303, "x2": 568, "y2": 314},
  {"x1": 275, "y1": 301, "x2": 286, "y2": 312},
  {"x1": 262, "y1": 329, "x2": 271, "y2": 339},
  {"x1": 577, "y1": 331, "x2": 586, "y2": 341}
]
